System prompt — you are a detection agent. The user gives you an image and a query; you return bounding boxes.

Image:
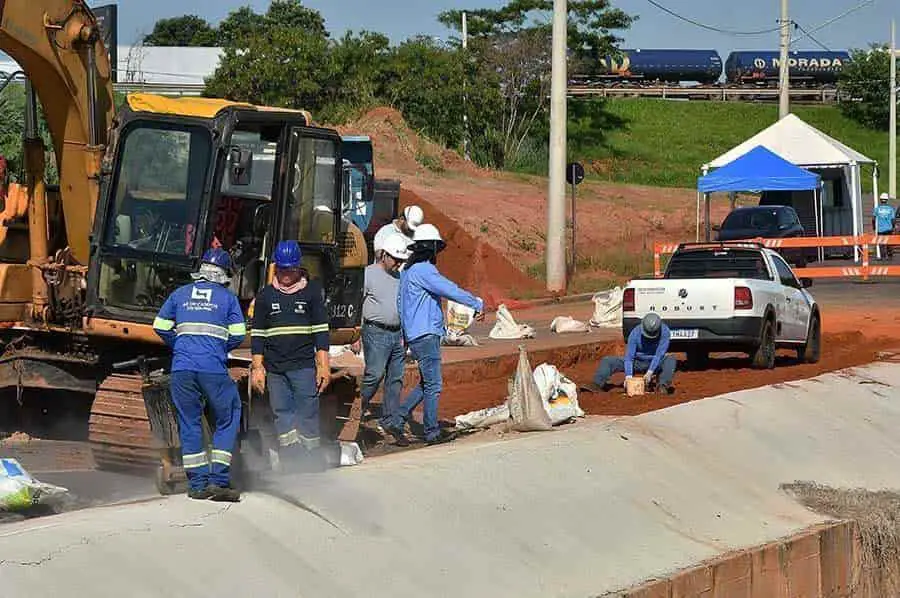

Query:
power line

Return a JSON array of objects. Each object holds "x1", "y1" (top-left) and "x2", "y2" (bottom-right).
[
  {"x1": 793, "y1": 22, "x2": 832, "y2": 52},
  {"x1": 790, "y1": 0, "x2": 875, "y2": 47},
  {"x1": 644, "y1": 0, "x2": 782, "y2": 37}
]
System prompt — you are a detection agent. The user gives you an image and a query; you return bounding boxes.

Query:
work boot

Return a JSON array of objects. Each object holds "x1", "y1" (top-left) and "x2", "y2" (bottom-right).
[
  {"x1": 579, "y1": 382, "x2": 610, "y2": 394},
  {"x1": 426, "y1": 429, "x2": 459, "y2": 446},
  {"x1": 385, "y1": 426, "x2": 410, "y2": 447},
  {"x1": 208, "y1": 485, "x2": 241, "y2": 503},
  {"x1": 660, "y1": 384, "x2": 675, "y2": 396},
  {"x1": 188, "y1": 487, "x2": 214, "y2": 500}
]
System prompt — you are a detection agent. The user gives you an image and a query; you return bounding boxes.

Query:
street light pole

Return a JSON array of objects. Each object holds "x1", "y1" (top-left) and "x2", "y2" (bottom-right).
[
  {"x1": 890, "y1": 19, "x2": 897, "y2": 199},
  {"x1": 778, "y1": 0, "x2": 791, "y2": 119},
  {"x1": 546, "y1": 0, "x2": 568, "y2": 293}
]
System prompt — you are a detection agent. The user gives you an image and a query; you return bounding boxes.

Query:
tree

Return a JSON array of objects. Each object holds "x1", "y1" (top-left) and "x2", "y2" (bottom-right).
[
  {"x1": 216, "y1": 7, "x2": 266, "y2": 47},
  {"x1": 839, "y1": 45, "x2": 893, "y2": 130},
  {"x1": 143, "y1": 15, "x2": 217, "y2": 47},
  {"x1": 326, "y1": 31, "x2": 392, "y2": 119}
]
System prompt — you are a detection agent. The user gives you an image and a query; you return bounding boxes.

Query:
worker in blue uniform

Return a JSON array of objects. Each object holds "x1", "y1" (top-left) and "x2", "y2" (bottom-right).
[
  {"x1": 873, "y1": 193, "x2": 897, "y2": 261},
  {"x1": 250, "y1": 241, "x2": 330, "y2": 469},
  {"x1": 586, "y1": 313, "x2": 676, "y2": 395},
  {"x1": 153, "y1": 248, "x2": 247, "y2": 502},
  {"x1": 387, "y1": 224, "x2": 484, "y2": 446}
]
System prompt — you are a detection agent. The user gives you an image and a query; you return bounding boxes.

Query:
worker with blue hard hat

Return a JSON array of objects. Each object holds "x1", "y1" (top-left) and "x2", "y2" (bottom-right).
[
  {"x1": 153, "y1": 248, "x2": 247, "y2": 502},
  {"x1": 250, "y1": 240, "x2": 330, "y2": 470}
]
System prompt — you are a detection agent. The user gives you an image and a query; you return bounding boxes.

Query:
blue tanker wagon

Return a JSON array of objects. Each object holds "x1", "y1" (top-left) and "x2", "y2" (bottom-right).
[
  {"x1": 599, "y1": 49, "x2": 723, "y2": 84},
  {"x1": 725, "y1": 51, "x2": 850, "y2": 85}
]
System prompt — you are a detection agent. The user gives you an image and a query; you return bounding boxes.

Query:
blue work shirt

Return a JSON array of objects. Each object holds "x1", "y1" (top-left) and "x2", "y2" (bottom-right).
[
  {"x1": 399, "y1": 262, "x2": 484, "y2": 343},
  {"x1": 624, "y1": 324, "x2": 671, "y2": 377},
  {"x1": 874, "y1": 204, "x2": 896, "y2": 233},
  {"x1": 153, "y1": 281, "x2": 247, "y2": 374}
]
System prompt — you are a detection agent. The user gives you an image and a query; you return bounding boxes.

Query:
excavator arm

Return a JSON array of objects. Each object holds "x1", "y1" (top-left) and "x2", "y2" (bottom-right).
[{"x1": 0, "y1": 0, "x2": 115, "y2": 264}]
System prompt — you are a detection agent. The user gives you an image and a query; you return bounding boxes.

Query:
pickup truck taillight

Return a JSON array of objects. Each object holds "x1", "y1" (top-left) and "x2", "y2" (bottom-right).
[
  {"x1": 623, "y1": 288, "x2": 635, "y2": 312},
  {"x1": 734, "y1": 286, "x2": 753, "y2": 310}
]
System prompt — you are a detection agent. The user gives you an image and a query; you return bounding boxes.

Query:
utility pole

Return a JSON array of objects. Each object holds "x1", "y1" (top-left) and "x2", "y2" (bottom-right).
[
  {"x1": 778, "y1": 0, "x2": 791, "y2": 119},
  {"x1": 462, "y1": 12, "x2": 471, "y2": 162},
  {"x1": 546, "y1": 0, "x2": 568, "y2": 293},
  {"x1": 890, "y1": 19, "x2": 897, "y2": 199}
]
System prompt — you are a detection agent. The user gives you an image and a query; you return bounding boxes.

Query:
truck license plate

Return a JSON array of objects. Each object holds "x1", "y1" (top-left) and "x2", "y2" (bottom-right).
[{"x1": 671, "y1": 329, "x2": 699, "y2": 340}]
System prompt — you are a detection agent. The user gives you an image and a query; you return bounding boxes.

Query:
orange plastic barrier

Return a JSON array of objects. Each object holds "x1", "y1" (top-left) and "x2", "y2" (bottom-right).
[{"x1": 653, "y1": 236, "x2": 900, "y2": 280}]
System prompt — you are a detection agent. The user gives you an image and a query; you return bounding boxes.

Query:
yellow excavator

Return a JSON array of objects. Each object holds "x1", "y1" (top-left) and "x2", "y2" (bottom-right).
[{"x1": 0, "y1": 1, "x2": 370, "y2": 488}]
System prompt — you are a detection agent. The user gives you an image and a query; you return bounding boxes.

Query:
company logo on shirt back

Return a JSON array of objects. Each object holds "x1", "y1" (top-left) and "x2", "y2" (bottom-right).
[{"x1": 191, "y1": 287, "x2": 213, "y2": 302}]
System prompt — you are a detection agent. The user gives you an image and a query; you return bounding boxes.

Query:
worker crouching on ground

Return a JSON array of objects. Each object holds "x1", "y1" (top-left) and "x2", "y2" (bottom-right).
[
  {"x1": 587, "y1": 313, "x2": 676, "y2": 395},
  {"x1": 387, "y1": 224, "x2": 484, "y2": 446},
  {"x1": 153, "y1": 249, "x2": 246, "y2": 502},
  {"x1": 373, "y1": 205, "x2": 424, "y2": 262},
  {"x1": 250, "y1": 241, "x2": 331, "y2": 471},
  {"x1": 360, "y1": 234, "x2": 411, "y2": 441}
]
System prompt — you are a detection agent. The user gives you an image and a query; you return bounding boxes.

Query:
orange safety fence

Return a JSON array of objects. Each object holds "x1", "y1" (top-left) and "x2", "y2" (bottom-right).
[{"x1": 653, "y1": 235, "x2": 900, "y2": 281}]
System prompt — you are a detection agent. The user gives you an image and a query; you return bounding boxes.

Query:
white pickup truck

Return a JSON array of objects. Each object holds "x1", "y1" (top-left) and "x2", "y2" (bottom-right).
[{"x1": 623, "y1": 243, "x2": 821, "y2": 369}]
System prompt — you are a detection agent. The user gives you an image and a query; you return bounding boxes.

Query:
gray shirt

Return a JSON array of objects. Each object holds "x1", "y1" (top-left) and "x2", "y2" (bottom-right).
[{"x1": 362, "y1": 264, "x2": 401, "y2": 327}]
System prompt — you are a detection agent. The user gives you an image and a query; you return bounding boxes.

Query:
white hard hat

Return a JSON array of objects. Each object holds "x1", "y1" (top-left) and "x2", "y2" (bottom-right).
[
  {"x1": 412, "y1": 223, "x2": 443, "y2": 243},
  {"x1": 881, "y1": 192, "x2": 892, "y2": 200},
  {"x1": 403, "y1": 205, "x2": 424, "y2": 230},
  {"x1": 382, "y1": 234, "x2": 411, "y2": 260}
]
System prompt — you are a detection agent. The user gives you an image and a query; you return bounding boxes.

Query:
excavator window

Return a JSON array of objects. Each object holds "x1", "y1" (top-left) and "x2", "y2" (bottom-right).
[{"x1": 283, "y1": 135, "x2": 338, "y2": 247}]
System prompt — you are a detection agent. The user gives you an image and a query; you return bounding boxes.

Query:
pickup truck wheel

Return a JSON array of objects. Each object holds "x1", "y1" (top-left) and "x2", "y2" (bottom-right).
[
  {"x1": 685, "y1": 350, "x2": 710, "y2": 371},
  {"x1": 797, "y1": 315, "x2": 821, "y2": 364},
  {"x1": 751, "y1": 319, "x2": 776, "y2": 370}
]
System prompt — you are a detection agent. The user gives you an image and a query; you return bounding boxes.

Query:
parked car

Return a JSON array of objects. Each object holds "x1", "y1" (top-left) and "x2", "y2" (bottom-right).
[
  {"x1": 623, "y1": 242, "x2": 821, "y2": 370},
  {"x1": 714, "y1": 205, "x2": 815, "y2": 267}
]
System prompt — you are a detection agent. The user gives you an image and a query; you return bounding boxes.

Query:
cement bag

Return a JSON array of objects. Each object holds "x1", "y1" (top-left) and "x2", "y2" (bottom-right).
[
  {"x1": 339, "y1": 442, "x2": 364, "y2": 466},
  {"x1": 455, "y1": 404, "x2": 511, "y2": 430},
  {"x1": 590, "y1": 287, "x2": 623, "y2": 328},
  {"x1": 442, "y1": 333, "x2": 479, "y2": 347},
  {"x1": 550, "y1": 316, "x2": 590, "y2": 334},
  {"x1": 444, "y1": 300, "x2": 479, "y2": 346},
  {"x1": 0, "y1": 458, "x2": 69, "y2": 511},
  {"x1": 508, "y1": 346, "x2": 553, "y2": 432},
  {"x1": 533, "y1": 364, "x2": 586, "y2": 425},
  {"x1": 489, "y1": 305, "x2": 536, "y2": 340}
]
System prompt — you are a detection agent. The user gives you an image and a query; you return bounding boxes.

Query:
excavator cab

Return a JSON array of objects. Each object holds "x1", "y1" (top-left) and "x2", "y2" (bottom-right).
[{"x1": 86, "y1": 95, "x2": 367, "y2": 344}]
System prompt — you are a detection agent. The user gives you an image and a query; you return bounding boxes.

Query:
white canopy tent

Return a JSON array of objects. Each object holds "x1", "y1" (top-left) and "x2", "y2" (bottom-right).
[{"x1": 700, "y1": 114, "x2": 878, "y2": 261}]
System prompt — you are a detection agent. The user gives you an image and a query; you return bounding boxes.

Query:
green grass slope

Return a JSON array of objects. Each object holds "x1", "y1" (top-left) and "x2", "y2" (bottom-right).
[{"x1": 572, "y1": 98, "x2": 893, "y2": 191}]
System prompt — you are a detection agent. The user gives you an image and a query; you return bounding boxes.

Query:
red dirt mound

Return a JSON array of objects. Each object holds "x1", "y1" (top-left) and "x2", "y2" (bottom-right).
[{"x1": 399, "y1": 188, "x2": 543, "y2": 309}]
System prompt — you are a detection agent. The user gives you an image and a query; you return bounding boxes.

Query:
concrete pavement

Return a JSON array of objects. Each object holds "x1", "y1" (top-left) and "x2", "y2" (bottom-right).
[{"x1": 4, "y1": 363, "x2": 900, "y2": 596}]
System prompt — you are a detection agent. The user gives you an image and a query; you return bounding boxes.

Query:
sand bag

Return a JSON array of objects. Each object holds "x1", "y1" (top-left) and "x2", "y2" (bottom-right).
[
  {"x1": 489, "y1": 305, "x2": 536, "y2": 340},
  {"x1": 0, "y1": 458, "x2": 69, "y2": 511},
  {"x1": 550, "y1": 316, "x2": 590, "y2": 334},
  {"x1": 455, "y1": 404, "x2": 511, "y2": 430},
  {"x1": 590, "y1": 287, "x2": 624, "y2": 328},
  {"x1": 533, "y1": 363, "x2": 586, "y2": 425},
  {"x1": 508, "y1": 346, "x2": 553, "y2": 432}
]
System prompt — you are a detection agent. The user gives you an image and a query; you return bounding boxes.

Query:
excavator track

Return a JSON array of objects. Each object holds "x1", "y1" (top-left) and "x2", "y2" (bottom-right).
[{"x1": 88, "y1": 374, "x2": 160, "y2": 471}]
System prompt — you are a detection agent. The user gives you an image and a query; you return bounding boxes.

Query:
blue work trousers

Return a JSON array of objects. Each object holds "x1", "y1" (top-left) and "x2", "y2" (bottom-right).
[
  {"x1": 267, "y1": 368, "x2": 320, "y2": 451},
  {"x1": 170, "y1": 371, "x2": 241, "y2": 492},
  {"x1": 360, "y1": 324, "x2": 406, "y2": 428},
  {"x1": 392, "y1": 334, "x2": 442, "y2": 441},
  {"x1": 593, "y1": 356, "x2": 677, "y2": 387}
]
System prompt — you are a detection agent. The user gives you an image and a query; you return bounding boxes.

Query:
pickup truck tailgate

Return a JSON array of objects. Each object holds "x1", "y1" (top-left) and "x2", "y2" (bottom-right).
[{"x1": 630, "y1": 279, "x2": 736, "y2": 322}]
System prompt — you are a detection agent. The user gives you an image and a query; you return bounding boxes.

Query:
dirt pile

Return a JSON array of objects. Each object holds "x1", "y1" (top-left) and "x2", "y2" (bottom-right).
[{"x1": 399, "y1": 188, "x2": 544, "y2": 309}]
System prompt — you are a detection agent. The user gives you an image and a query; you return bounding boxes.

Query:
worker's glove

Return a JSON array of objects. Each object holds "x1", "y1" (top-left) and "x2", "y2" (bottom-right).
[
  {"x1": 643, "y1": 371, "x2": 654, "y2": 386},
  {"x1": 251, "y1": 366, "x2": 266, "y2": 395}
]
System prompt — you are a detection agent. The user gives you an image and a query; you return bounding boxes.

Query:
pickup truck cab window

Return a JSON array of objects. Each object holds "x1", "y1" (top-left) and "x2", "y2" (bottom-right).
[
  {"x1": 666, "y1": 248, "x2": 771, "y2": 281},
  {"x1": 771, "y1": 254, "x2": 799, "y2": 288}
]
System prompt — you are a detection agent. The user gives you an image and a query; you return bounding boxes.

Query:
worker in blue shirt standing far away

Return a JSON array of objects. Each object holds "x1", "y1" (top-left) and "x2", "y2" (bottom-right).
[
  {"x1": 386, "y1": 224, "x2": 484, "y2": 446},
  {"x1": 249, "y1": 240, "x2": 331, "y2": 471},
  {"x1": 873, "y1": 193, "x2": 897, "y2": 261},
  {"x1": 583, "y1": 313, "x2": 676, "y2": 395},
  {"x1": 153, "y1": 248, "x2": 247, "y2": 502}
]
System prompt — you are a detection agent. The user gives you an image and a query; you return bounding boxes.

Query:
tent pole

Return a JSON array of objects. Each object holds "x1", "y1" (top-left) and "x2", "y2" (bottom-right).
[
  {"x1": 850, "y1": 161, "x2": 860, "y2": 262},
  {"x1": 729, "y1": 192, "x2": 736, "y2": 210},
  {"x1": 696, "y1": 191, "x2": 701, "y2": 242},
  {"x1": 814, "y1": 187, "x2": 822, "y2": 263},
  {"x1": 705, "y1": 193, "x2": 711, "y2": 241},
  {"x1": 874, "y1": 164, "x2": 881, "y2": 260}
]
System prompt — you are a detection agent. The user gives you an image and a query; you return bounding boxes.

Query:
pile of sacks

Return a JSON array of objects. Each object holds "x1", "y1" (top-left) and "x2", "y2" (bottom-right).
[{"x1": 455, "y1": 347, "x2": 585, "y2": 431}]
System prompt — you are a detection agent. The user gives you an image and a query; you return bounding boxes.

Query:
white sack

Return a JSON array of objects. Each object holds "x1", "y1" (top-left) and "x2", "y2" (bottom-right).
[
  {"x1": 550, "y1": 316, "x2": 590, "y2": 334},
  {"x1": 442, "y1": 333, "x2": 479, "y2": 347},
  {"x1": 508, "y1": 346, "x2": 553, "y2": 432},
  {"x1": 533, "y1": 363, "x2": 586, "y2": 425},
  {"x1": 446, "y1": 301, "x2": 476, "y2": 336},
  {"x1": 489, "y1": 304, "x2": 536, "y2": 340},
  {"x1": 339, "y1": 442, "x2": 364, "y2": 466},
  {"x1": 590, "y1": 287, "x2": 624, "y2": 328},
  {"x1": 455, "y1": 404, "x2": 511, "y2": 430},
  {"x1": 0, "y1": 458, "x2": 69, "y2": 511}
]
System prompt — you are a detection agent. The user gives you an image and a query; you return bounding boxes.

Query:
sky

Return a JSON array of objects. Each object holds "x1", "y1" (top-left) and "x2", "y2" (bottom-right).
[{"x1": 110, "y1": 0, "x2": 897, "y2": 58}]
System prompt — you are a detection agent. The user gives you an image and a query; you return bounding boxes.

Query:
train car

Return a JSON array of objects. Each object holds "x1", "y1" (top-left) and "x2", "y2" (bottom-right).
[
  {"x1": 725, "y1": 51, "x2": 850, "y2": 85},
  {"x1": 598, "y1": 49, "x2": 722, "y2": 84}
]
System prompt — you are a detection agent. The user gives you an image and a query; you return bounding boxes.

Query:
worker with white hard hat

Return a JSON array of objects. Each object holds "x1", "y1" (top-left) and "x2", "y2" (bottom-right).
[
  {"x1": 385, "y1": 223, "x2": 484, "y2": 446},
  {"x1": 873, "y1": 193, "x2": 897, "y2": 261},
  {"x1": 372, "y1": 205, "x2": 424, "y2": 262},
  {"x1": 359, "y1": 234, "x2": 411, "y2": 441}
]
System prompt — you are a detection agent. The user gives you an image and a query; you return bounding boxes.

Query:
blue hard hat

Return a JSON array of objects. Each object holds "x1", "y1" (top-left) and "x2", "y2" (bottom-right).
[
  {"x1": 201, "y1": 248, "x2": 233, "y2": 272},
  {"x1": 273, "y1": 240, "x2": 302, "y2": 269}
]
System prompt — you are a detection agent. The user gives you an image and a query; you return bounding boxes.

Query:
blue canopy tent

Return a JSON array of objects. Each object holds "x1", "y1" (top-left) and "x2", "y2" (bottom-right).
[{"x1": 696, "y1": 145, "x2": 823, "y2": 251}]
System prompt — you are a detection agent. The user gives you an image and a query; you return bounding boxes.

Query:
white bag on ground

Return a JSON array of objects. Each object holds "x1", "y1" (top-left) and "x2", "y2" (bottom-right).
[
  {"x1": 533, "y1": 363, "x2": 586, "y2": 425},
  {"x1": 550, "y1": 316, "x2": 590, "y2": 334},
  {"x1": 339, "y1": 442, "x2": 364, "y2": 466},
  {"x1": 508, "y1": 346, "x2": 553, "y2": 432},
  {"x1": 455, "y1": 404, "x2": 511, "y2": 430},
  {"x1": 489, "y1": 305, "x2": 536, "y2": 340},
  {"x1": 0, "y1": 458, "x2": 69, "y2": 511},
  {"x1": 444, "y1": 300, "x2": 479, "y2": 346},
  {"x1": 590, "y1": 287, "x2": 624, "y2": 328}
]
